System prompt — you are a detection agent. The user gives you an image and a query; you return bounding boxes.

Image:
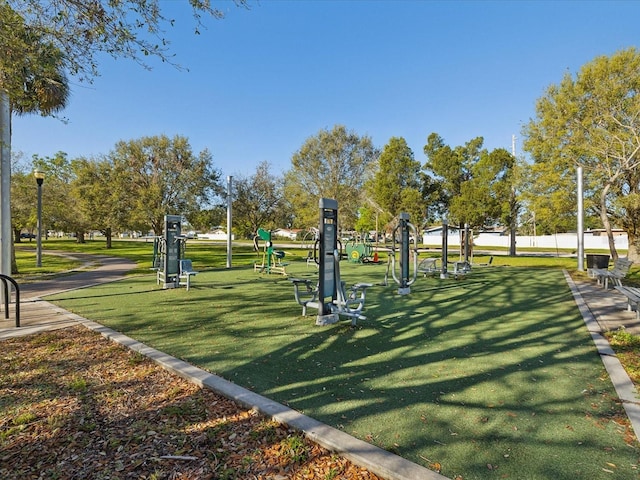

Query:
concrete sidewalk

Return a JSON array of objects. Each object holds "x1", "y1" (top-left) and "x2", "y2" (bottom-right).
[
  {"x1": 570, "y1": 275, "x2": 640, "y2": 335},
  {"x1": 0, "y1": 255, "x2": 137, "y2": 337},
  {"x1": 564, "y1": 271, "x2": 640, "y2": 447},
  {"x1": 1, "y1": 263, "x2": 639, "y2": 479}
]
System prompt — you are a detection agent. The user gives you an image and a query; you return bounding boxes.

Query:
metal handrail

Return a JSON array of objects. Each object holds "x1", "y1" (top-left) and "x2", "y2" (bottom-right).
[{"x1": 0, "y1": 274, "x2": 20, "y2": 327}]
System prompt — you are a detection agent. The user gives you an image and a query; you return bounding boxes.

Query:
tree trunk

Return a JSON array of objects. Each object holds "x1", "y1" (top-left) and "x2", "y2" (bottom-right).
[
  {"x1": 627, "y1": 230, "x2": 640, "y2": 263},
  {"x1": 75, "y1": 231, "x2": 85, "y2": 244},
  {"x1": 600, "y1": 183, "x2": 619, "y2": 260},
  {"x1": 106, "y1": 227, "x2": 112, "y2": 249}
]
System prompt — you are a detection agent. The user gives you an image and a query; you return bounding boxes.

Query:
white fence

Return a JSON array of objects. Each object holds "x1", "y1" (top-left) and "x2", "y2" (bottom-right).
[
  {"x1": 423, "y1": 231, "x2": 628, "y2": 251},
  {"x1": 197, "y1": 233, "x2": 234, "y2": 241}
]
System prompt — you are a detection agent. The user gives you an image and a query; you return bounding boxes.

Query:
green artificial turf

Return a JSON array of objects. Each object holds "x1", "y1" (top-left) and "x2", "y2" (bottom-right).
[{"x1": 47, "y1": 260, "x2": 640, "y2": 479}]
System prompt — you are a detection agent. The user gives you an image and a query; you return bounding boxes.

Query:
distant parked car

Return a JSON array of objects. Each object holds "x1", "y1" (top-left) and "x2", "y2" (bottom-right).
[{"x1": 20, "y1": 233, "x2": 36, "y2": 239}]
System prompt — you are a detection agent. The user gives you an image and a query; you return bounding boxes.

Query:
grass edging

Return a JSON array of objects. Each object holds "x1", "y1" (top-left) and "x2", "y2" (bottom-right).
[
  {"x1": 61, "y1": 308, "x2": 447, "y2": 480},
  {"x1": 563, "y1": 269, "x2": 640, "y2": 439}
]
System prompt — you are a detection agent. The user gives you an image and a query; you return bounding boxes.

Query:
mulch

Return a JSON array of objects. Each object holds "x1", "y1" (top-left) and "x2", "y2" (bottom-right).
[{"x1": 1, "y1": 326, "x2": 384, "y2": 479}]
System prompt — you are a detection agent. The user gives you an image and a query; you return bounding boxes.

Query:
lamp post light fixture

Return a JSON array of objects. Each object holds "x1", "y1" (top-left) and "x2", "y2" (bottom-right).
[{"x1": 34, "y1": 169, "x2": 45, "y2": 267}]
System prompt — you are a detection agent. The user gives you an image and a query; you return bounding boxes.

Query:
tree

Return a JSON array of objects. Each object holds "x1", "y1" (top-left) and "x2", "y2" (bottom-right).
[
  {"x1": 0, "y1": 3, "x2": 70, "y2": 115},
  {"x1": 284, "y1": 125, "x2": 379, "y2": 229},
  {"x1": 1, "y1": 1, "x2": 246, "y2": 273},
  {"x1": 109, "y1": 134, "x2": 222, "y2": 235},
  {"x1": 5, "y1": 1, "x2": 248, "y2": 84},
  {"x1": 423, "y1": 134, "x2": 522, "y2": 254},
  {"x1": 422, "y1": 133, "x2": 485, "y2": 224},
  {"x1": 32, "y1": 152, "x2": 90, "y2": 241},
  {"x1": 519, "y1": 157, "x2": 588, "y2": 235},
  {"x1": 523, "y1": 48, "x2": 640, "y2": 261},
  {"x1": 72, "y1": 157, "x2": 129, "y2": 248},
  {"x1": 10, "y1": 159, "x2": 36, "y2": 244},
  {"x1": 187, "y1": 206, "x2": 226, "y2": 233},
  {"x1": 1, "y1": 3, "x2": 70, "y2": 273},
  {"x1": 232, "y1": 161, "x2": 288, "y2": 239},
  {"x1": 367, "y1": 137, "x2": 423, "y2": 229},
  {"x1": 454, "y1": 148, "x2": 516, "y2": 225}
]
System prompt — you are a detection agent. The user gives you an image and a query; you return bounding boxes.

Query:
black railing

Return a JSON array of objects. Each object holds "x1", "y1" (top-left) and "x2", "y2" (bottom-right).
[{"x1": 0, "y1": 275, "x2": 20, "y2": 327}]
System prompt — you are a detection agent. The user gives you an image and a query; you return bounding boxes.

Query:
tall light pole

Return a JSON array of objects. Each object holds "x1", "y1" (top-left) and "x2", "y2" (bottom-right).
[{"x1": 34, "y1": 169, "x2": 45, "y2": 267}]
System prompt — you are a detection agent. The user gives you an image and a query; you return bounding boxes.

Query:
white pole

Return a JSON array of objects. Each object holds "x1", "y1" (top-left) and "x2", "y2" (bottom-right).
[
  {"x1": 226, "y1": 175, "x2": 233, "y2": 269},
  {"x1": 577, "y1": 166, "x2": 584, "y2": 271},
  {"x1": 0, "y1": 91, "x2": 11, "y2": 277}
]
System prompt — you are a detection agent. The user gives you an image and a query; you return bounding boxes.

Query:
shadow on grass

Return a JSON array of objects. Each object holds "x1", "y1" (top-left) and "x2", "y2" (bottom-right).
[{"x1": 49, "y1": 264, "x2": 638, "y2": 479}]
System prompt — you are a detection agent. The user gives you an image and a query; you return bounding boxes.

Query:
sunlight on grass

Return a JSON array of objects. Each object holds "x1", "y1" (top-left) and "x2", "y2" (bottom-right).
[
  {"x1": 605, "y1": 328, "x2": 640, "y2": 383},
  {"x1": 47, "y1": 256, "x2": 639, "y2": 480}
]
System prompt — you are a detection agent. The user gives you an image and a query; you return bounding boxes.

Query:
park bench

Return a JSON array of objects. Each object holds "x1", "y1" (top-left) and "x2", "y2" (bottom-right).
[
  {"x1": 614, "y1": 285, "x2": 640, "y2": 320},
  {"x1": 179, "y1": 259, "x2": 198, "y2": 291},
  {"x1": 593, "y1": 257, "x2": 633, "y2": 289}
]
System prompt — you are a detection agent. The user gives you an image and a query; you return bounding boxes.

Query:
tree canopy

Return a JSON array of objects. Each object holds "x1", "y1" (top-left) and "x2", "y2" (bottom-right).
[
  {"x1": 366, "y1": 136, "x2": 423, "y2": 228},
  {"x1": 523, "y1": 47, "x2": 640, "y2": 260},
  {"x1": 4, "y1": 0, "x2": 248, "y2": 84},
  {"x1": 423, "y1": 134, "x2": 515, "y2": 228},
  {"x1": 232, "y1": 161, "x2": 289, "y2": 239},
  {"x1": 0, "y1": 3, "x2": 69, "y2": 116},
  {"x1": 108, "y1": 134, "x2": 221, "y2": 235},
  {"x1": 284, "y1": 125, "x2": 379, "y2": 229}
]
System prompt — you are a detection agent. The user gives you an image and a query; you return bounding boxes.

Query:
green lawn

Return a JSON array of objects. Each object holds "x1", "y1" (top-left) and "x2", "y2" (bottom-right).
[{"x1": 45, "y1": 248, "x2": 640, "y2": 480}]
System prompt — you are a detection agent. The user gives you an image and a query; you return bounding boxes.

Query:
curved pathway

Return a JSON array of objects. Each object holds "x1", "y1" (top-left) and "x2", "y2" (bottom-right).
[{"x1": 0, "y1": 254, "x2": 137, "y2": 338}]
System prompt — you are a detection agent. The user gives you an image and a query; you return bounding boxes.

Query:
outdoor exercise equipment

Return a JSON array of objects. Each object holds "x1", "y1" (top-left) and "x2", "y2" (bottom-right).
[
  {"x1": 384, "y1": 212, "x2": 418, "y2": 295},
  {"x1": 155, "y1": 215, "x2": 189, "y2": 289},
  {"x1": 345, "y1": 236, "x2": 378, "y2": 263},
  {"x1": 438, "y1": 218, "x2": 471, "y2": 279},
  {"x1": 290, "y1": 198, "x2": 373, "y2": 326},
  {"x1": 454, "y1": 223, "x2": 472, "y2": 276},
  {"x1": 253, "y1": 228, "x2": 288, "y2": 275}
]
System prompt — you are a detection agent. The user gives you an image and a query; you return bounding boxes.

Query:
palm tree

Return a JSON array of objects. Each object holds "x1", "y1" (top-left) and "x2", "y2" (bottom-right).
[
  {"x1": 0, "y1": 3, "x2": 70, "y2": 274},
  {"x1": 1, "y1": 3, "x2": 70, "y2": 116}
]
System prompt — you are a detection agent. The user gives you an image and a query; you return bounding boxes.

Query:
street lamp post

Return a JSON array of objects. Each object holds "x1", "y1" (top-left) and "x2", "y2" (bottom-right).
[{"x1": 34, "y1": 170, "x2": 45, "y2": 267}]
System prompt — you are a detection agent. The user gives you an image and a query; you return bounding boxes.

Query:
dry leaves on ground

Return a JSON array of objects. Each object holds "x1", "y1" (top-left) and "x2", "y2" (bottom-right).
[{"x1": 0, "y1": 326, "x2": 383, "y2": 480}]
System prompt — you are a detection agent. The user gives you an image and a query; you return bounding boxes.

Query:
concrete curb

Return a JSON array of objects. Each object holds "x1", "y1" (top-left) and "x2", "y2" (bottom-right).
[
  {"x1": 39, "y1": 301, "x2": 448, "y2": 480},
  {"x1": 563, "y1": 270, "x2": 640, "y2": 439}
]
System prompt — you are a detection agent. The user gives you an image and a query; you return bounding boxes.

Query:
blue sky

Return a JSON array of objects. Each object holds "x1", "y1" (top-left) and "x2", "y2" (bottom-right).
[{"x1": 10, "y1": 0, "x2": 640, "y2": 177}]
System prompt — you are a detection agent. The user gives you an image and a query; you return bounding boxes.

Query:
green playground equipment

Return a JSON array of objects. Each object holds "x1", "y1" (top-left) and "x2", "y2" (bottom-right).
[
  {"x1": 344, "y1": 237, "x2": 377, "y2": 263},
  {"x1": 253, "y1": 228, "x2": 288, "y2": 275}
]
